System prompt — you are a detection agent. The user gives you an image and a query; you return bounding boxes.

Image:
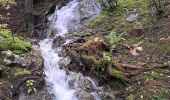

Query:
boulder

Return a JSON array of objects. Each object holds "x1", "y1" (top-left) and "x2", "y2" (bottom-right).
[
  {"x1": 68, "y1": 72, "x2": 102, "y2": 100},
  {"x1": 19, "y1": 90, "x2": 52, "y2": 100},
  {"x1": 14, "y1": 45, "x2": 43, "y2": 68},
  {"x1": 2, "y1": 45, "x2": 43, "y2": 69}
]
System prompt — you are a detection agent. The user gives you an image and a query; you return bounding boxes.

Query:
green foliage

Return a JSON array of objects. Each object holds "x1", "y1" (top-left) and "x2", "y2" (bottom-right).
[
  {"x1": 0, "y1": 29, "x2": 12, "y2": 38},
  {"x1": 0, "y1": 37, "x2": 31, "y2": 54},
  {"x1": 0, "y1": 0, "x2": 15, "y2": 7},
  {"x1": 99, "y1": 52, "x2": 115, "y2": 67},
  {"x1": 106, "y1": 30, "x2": 126, "y2": 51},
  {"x1": 0, "y1": 29, "x2": 31, "y2": 54},
  {"x1": 26, "y1": 80, "x2": 37, "y2": 94},
  {"x1": 14, "y1": 68, "x2": 31, "y2": 76}
]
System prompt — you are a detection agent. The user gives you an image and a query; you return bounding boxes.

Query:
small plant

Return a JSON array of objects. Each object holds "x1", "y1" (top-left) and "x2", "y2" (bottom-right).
[
  {"x1": 26, "y1": 80, "x2": 37, "y2": 94},
  {"x1": 106, "y1": 30, "x2": 126, "y2": 52}
]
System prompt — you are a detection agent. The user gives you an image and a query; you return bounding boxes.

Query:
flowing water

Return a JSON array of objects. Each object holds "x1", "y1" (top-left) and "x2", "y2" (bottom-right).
[{"x1": 39, "y1": 0, "x2": 101, "y2": 100}]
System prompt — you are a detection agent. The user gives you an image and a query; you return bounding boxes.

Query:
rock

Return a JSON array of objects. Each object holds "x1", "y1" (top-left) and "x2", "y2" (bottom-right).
[
  {"x1": 52, "y1": 35, "x2": 66, "y2": 48},
  {"x1": 3, "y1": 58, "x2": 12, "y2": 65},
  {"x1": 58, "y1": 56, "x2": 71, "y2": 67},
  {"x1": 126, "y1": 13, "x2": 138, "y2": 22},
  {"x1": 1, "y1": 50, "x2": 13, "y2": 57},
  {"x1": 68, "y1": 72, "x2": 102, "y2": 100},
  {"x1": 13, "y1": 45, "x2": 43, "y2": 68},
  {"x1": 69, "y1": 72, "x2": 94, "y2": 92},
  {"x1": 75, "y1": 90, "x2": 95, "y2": 100},
  {"x1": 126, "y1": 9, "x2": 139, "y2": 22},
  {"x1": 102, "y1": 90, "x2": 116, "y2": 100},
  {"x1": 19, "y1": 90, "x2": 52, "y2": 100},
  {"x1": 2, "y1": 45, "x2": 43, "y2": 69}
]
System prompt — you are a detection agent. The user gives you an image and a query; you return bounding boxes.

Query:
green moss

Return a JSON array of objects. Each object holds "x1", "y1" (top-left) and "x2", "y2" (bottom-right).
[
  {"x1": 111, "y1": 69, "x2": 125, "y2": 79},
  {"x1": 14, "y1": 68, "x2": 31, "y2": 76},
  {"x1": 88, "y1": 11, "x2": 111, "y2": 27},
  {"x1": 82, "y1": 55, "x2": 99, "y2": 65},
  {"x1": 105, "y1": 30, "x2": 126, "y2": 51}
]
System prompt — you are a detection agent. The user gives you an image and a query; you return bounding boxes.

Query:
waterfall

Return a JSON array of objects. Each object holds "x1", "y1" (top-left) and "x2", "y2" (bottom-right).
[{"x1": 39, "y1": 0, "x2": 101, "y2": 100}]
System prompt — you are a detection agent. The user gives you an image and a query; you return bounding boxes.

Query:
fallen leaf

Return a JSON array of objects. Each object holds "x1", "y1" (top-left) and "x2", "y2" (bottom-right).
[
  {"x1": 159, "y1": 38, "x2": 167, "y2": 42},
  {"x1": 129, "y1": 42, "x2": 142, "y2": 56},
  {"x1": 160, "y1": 36, "x2": 170, "y2": 42},
  {"x1": 130, "y1": 47, "x2": 142, "y2": 56}
]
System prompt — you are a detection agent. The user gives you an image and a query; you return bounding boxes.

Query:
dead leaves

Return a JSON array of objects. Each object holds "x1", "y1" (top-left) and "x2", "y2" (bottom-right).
[
  {"x1": 125, "y1": 42, "x2": 143, "y2": 56},
  {"x1": 159, "y1": 36, "x2": 170, "y2": 42}
]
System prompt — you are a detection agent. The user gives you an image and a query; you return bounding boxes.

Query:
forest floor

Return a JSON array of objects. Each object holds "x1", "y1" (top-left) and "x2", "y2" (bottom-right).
[{"x1": 66, "y1": 0, "x2": 170, "y2": 99}]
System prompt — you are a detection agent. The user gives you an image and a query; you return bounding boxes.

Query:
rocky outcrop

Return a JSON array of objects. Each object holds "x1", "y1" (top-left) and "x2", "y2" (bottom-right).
[
  {"x1": 19, "y1": 90, "x2": 52, "y2": 100},
  {"x1": 68, "y1": 72, "x2": 101, "y2": 100},
  {"x1": 3, "y1": 45, "x2": 43, "y2": 69}
]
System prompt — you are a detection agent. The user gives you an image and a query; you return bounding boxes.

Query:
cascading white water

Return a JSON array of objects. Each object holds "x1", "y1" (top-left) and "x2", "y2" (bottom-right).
[{"x1": 39, "y1": 0, "x2": 101, "y2": 100}]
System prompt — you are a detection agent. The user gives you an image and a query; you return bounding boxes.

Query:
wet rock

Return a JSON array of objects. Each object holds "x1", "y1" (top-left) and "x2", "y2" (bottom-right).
[
  {"x1": 2, "y1": 45, "x2": 43, "y2": 69},
  {"x1": 19, "y1": 90, "x2": 52, "y2": 100},
  {"x1": 52, "y1": 35, "x2": 66, "y2": 48},
  {"x1": 14, "y1": 45, "x2": 43, "y2": 68},
  {"x1": 102, "y1": 90, "x2": 116, "y2": 100},
  {"x1": 75, "y1": 90, "x2": 95, "y2": 100},
  {"x1": 69, "y1": 72, "x2": 94, "y2": 92},
  {"x1": 58, "y1": 56, "x2": 71, "y2": 68},
  {"x1": 68, "y1": 72, "x2": 101, "y2": 100}
]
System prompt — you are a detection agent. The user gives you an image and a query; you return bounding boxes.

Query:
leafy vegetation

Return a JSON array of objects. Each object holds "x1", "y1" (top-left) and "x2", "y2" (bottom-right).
[
  {"x1": 26, "y1": 80, "x2": 37, "y2": 94},
  {"x1": 14, "y1": 68, "x2": 31, "y2": 76},
  {"x1": 106, "y1": 30, "x2": 126, "y2": 51},
  {"x1": 0, "y1": 29, "x2": 31, "y2": 54}
]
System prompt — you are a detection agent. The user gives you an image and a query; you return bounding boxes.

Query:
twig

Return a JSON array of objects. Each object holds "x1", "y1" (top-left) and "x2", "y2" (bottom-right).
[
  {"x1": 144, "y1": 82, "x2": 170, "y2": 88},
  {"x1": 0, "y1": 81, "x2": 8, "y2": 85}
]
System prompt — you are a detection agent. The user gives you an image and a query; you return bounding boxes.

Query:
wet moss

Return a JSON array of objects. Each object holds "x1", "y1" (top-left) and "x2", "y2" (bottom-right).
[{"x1": 13, "y1": 68, "x2": 31, "y2": 76}]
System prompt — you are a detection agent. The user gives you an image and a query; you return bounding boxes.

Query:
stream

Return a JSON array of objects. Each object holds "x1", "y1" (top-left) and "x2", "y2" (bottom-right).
[{"x1": 39, "y1": 0, "x2": 101, "y2": 100}]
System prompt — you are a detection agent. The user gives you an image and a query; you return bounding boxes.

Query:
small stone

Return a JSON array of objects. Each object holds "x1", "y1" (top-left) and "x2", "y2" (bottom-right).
[
  {"x1": 58, "y1": 57, "x2": 71, "y2": 67},
  {"x1": 3, "y1": 58, "x2": 12, "y2": 65},
  {"x1": 126, "y1": 13, "x2": 138, "y2": 22}
]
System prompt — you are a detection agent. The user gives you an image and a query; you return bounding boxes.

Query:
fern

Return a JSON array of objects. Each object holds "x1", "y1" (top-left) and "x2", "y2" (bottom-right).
[{"x1": 106, "y1": 30, "x2": 126, "y2": 51}]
